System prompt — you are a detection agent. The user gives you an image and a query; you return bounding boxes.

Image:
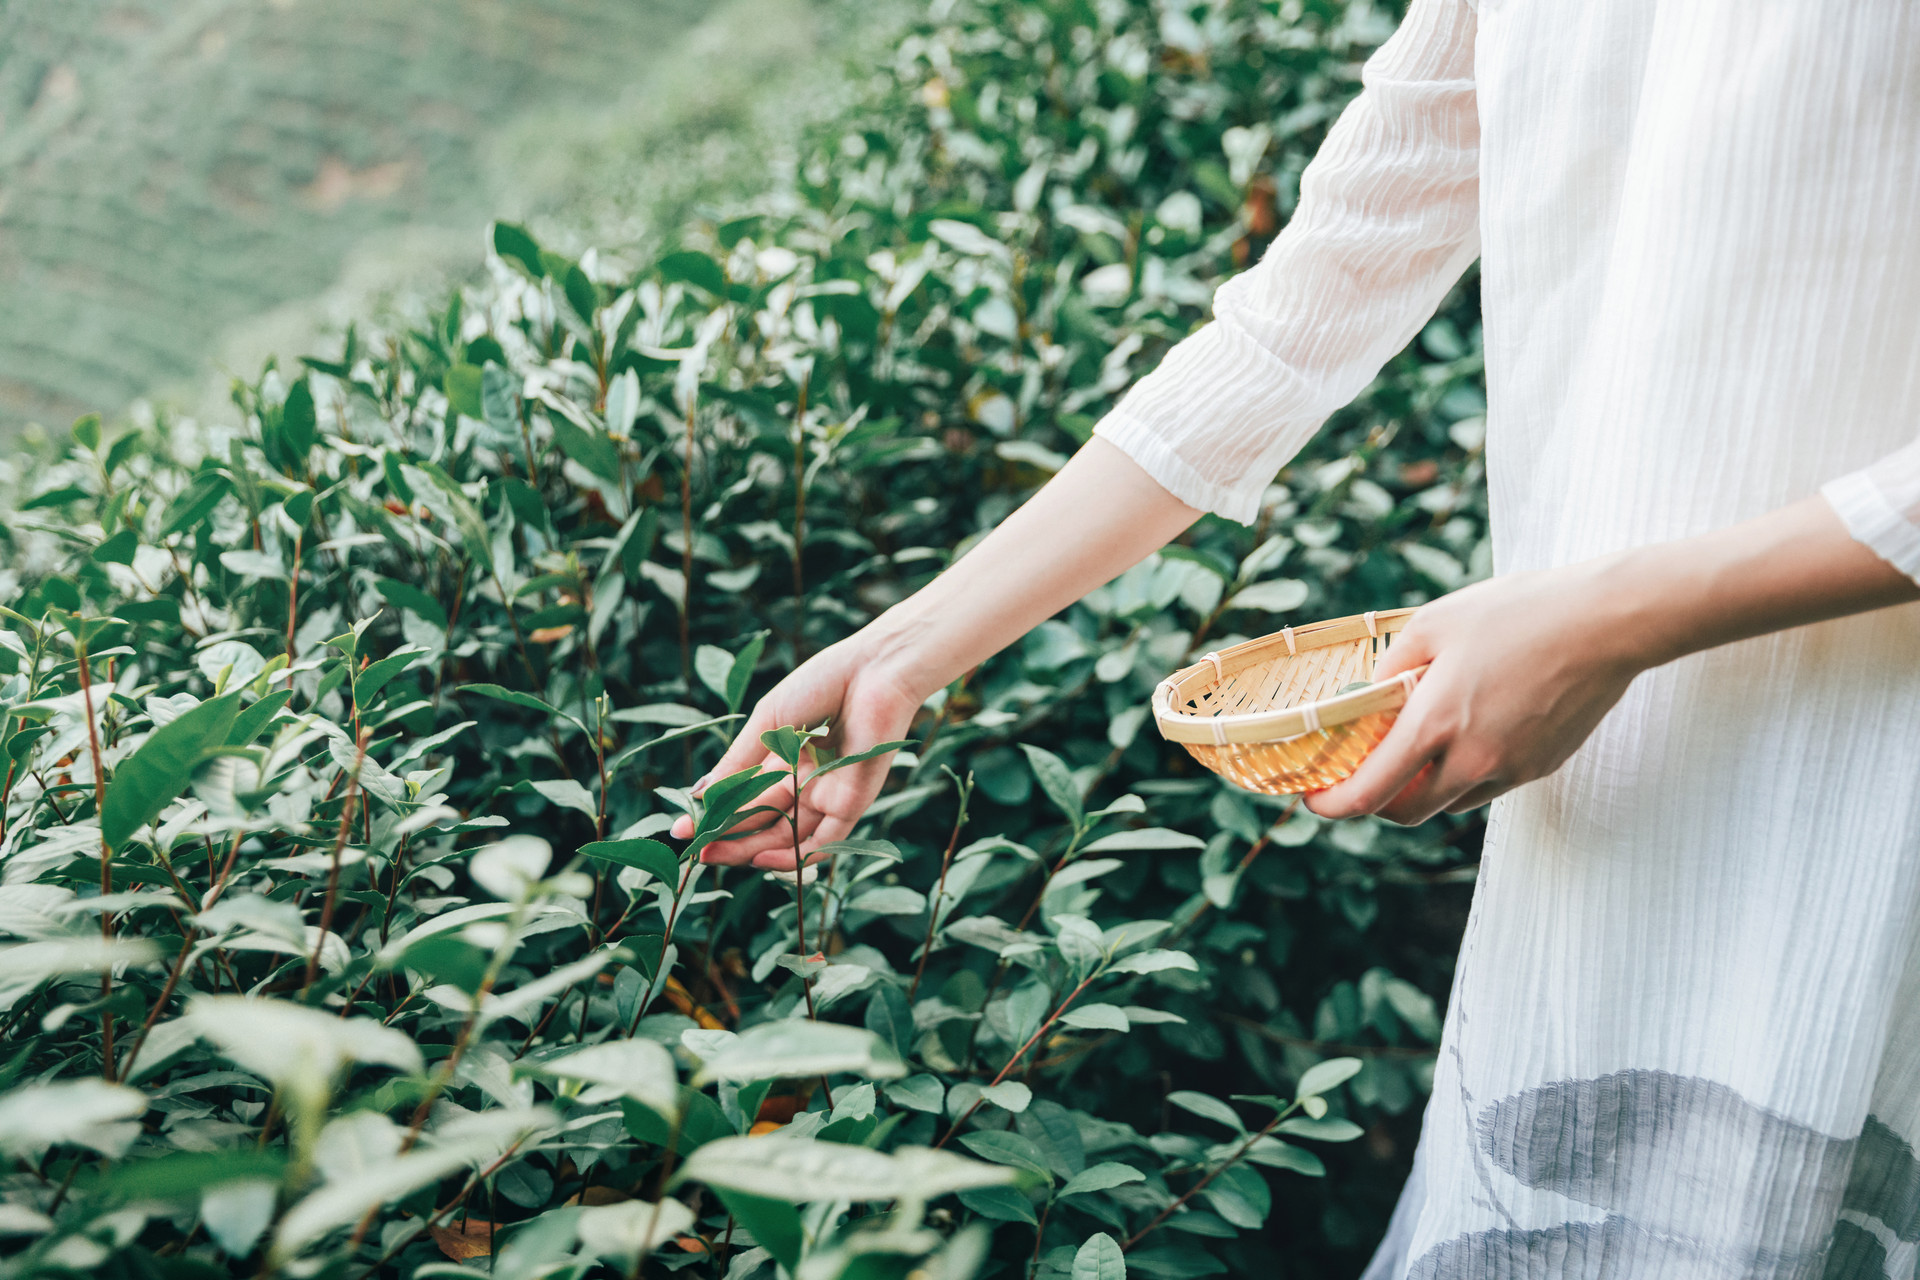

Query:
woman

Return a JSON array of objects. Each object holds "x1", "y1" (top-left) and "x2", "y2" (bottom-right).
[{"x1": 678, "y1": 0, "x2": 1920, "y2": 1272}]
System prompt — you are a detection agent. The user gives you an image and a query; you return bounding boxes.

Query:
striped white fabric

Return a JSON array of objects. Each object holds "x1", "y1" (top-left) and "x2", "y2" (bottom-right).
[{"x1": 1096, "y1": 0, "x2": 1920, "y2": 1275}]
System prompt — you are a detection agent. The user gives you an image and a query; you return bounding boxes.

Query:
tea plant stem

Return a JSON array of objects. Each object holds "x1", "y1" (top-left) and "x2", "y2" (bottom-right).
[
  {"x1": 936, "y1": 972, "x2": 1097, "y2": 1148},
  {"x1": 1165, "y1": 803, "x2": 1296, "y2": 947},
  {"x1": 790, "y1": 371, "x2": 809, "y2": 661},
  {"x1": 787, "y1": 784, "x2": 833, "y2": 1107},
  {"x1": 353, "y1": 1135, "x2": 533, "y2": 1280},
  {"x1": 679, "y1": 402, "x2": 695, "y2": 685},
  {"x1": 627, "y1": 859, "x2": 700, "y2": 1035},
  {"x1": 519, "y1": 399, "x2": 540, "y2": 488},
  {"x1": 1120, "y1": 1103, "x2": 1298, "y2": 1251},
  {"x1": 75, "y1": 632, "x2": 114, "y2": 1081},
  {"x1": 908, "y1": 776, "x2": 971, "y2": 1001},
  {"x1": 304, "y1": 736, "x2": 364, "y2": 995},
  {"x1": 117, "y1": 927, "x2": 199, "y2": 1080},
  {"x1": 493, "y1": 569, "x2": 545, "y2": 692},
  {"x1": 1027, "y1": 1200, "x2": 1052, "y2": 1278},
  {"x1": 284, "y1": 531, "x2": 303, "y2": 666}
]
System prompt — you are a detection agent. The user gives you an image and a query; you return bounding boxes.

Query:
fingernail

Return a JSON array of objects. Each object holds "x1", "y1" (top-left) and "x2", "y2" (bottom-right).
[{"x1": 690, "y1": 772, "x2": 712, "y2": 796}]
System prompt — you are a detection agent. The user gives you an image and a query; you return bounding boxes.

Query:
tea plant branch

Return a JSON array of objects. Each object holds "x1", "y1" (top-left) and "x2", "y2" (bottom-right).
[
  {"x1": 964, "y1": 817, "x2": 1092, "y2": 1070},
  {"x1": 349, "y1": 911, "x2": 522, "y2": 1251},
  {"x1": 353, "y1": 1134, "x2": 534, "y2": 1280},
  {"x1": 284, "y1": 531, "x2": 303, "y2": 666},
  {"x1": 116, "y1": 926, "x2": 200, "y2": 1081},
  {"x1": 1164, "y1": 800, "x2": 1299, "y2": 947},
  {"x1": 1120, "y1": 1100, "x2": 1303, "y2": 1251},
  {"x1": 679, "y1": 401, "x2": 696, "y2": 684},
  {"x1": 937, "y1": 970, "x2": 1098, "y2": 1148},
  {"x1": 908, "y1": 770, "x2": 972, "y2": 1002},
  {"x1": 626, "y1": 858, "x2": 701, "y2": 1037},
  {"x1": 74, "y1": 625, "x2": 115, "y2": 1080},
  {"x1": 304, "y1": 731, "x2": 365, "y2": 996},
  {"x1": 790, "y1": 370, "x2": 809, "y2": 661}
]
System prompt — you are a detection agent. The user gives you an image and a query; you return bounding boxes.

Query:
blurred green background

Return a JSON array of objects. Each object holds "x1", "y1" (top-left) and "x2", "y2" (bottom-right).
[{"x1": 0, "y1": 0, "x2": 897, "y2": 429}]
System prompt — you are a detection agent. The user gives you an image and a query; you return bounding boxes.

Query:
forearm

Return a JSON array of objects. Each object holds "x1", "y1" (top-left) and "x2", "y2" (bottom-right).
[
  {"x1": 1600, "y1": 495, "x2": 1920, "y2": 671},
  {"x1": 866, "y1": 437, "x2": 1201, "y2": 698}
]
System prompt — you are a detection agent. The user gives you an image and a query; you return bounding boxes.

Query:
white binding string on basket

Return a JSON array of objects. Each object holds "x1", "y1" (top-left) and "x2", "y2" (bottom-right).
[
  {"x1": 1281, "y1": 626, "x2": 1296, "y2": 656},
  {"x1": 1210, "y1": 715, "x2": 1227, "y2": 746},
  {"x1": 1398, "y1": 669, "x2": 1419, "y2": 697},
  {"x1": 1363, "y1": 611, "x2": 1379, "y2": 638},
  {"x1": 1202, "y1": 651, "x2": 1223, "y2": 681}
]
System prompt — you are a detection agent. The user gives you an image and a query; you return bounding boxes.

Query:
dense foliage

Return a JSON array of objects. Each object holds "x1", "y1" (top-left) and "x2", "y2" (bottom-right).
[{"x1": 0, "y1": 0, "x2": 1488, "y2": 1276}]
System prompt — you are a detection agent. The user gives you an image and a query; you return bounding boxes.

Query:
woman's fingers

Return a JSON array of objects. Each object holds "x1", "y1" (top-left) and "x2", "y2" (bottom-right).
[
  {"x1": 1444, "y1": 779, "x2": 1508, "y2": 814},
  {"x1": 1370, "y1": 616, "x2": 1437, "y2": 683},
  {"x1": 1375, "y1": 753, "x2": 1491, "y2": 826},
  {"x1": 1306, "y1": 689, "x2": 1445, "y2": 820},
  {"x1": 750, "y1": 809, "x2": 852, "y2": 870},
  {"x1": 698, "y1": 695, "x2": 790, "y2": 795},
  {"x1": 696, "y1": 814, "x2": 793, "y2": 864},
  {"x1": 714, "y1": 806, "x2": 824, "y2": 867}
]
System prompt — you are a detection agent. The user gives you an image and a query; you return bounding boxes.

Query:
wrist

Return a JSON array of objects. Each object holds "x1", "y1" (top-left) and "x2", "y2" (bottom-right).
[
  {"x1": 1581, "y1": 541, "x2": 1712, "y2": 672},
  {"x1": 858, "y1": 600, "x2": 953, "y2": 704}
]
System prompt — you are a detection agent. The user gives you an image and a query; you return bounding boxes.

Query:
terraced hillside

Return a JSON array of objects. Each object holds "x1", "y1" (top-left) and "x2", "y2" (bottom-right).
[{"x1": 0, "y1": 0, "x2": 883, "y2": 427}]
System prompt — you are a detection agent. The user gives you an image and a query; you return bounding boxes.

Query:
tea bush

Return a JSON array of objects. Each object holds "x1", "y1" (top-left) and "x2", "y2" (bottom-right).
[{"x1": 0, "y1": 0, "x2": 1487, "y2": 1276}]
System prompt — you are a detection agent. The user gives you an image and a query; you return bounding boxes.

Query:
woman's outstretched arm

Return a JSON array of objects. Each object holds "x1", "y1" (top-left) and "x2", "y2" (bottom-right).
[
  {"x1": 1307, "y1": 493, "x2": 1920, "y2": 825},
  {"x1": 675, "y1": 438, "x2": 1201, "y2": 866}
]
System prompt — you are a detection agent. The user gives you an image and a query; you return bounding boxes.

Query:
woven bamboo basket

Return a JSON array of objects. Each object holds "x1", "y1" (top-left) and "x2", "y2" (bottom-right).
[{"x1": 1153, "y1": 608, "x2": 1425, "y2": 795}]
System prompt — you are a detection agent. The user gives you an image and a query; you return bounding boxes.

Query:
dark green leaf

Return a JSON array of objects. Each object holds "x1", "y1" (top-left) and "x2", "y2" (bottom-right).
[
  {"x1": 724, "y1": 631, "x2": 767, "y2": 713},
  {"x1": 227, "y1": 691, "x2": 293, "y2": 747},
  {"x1": 101, "y1": 693, "x2": 242, "y2": 850},
  {"x1": 712, "y1": 1189, "x2": 803, "y2": 1272},
  {"x1": 956, "y1": 1184, "x2": 1037, "y2": 1225},
  {"x1": 493, "y1": 221, "x2": 547, "y2": 278},
  {"x1": 158, "y1": 474, "x2": 229, "y2": 537},
  {"x1": 458, "y1": 683, "x2": 584, "y2": 734},
  {"x1": 396, "y1": 934, "x2": 491, "y2": 996},
  {"x1": 549, "y1": 413, "x2": 623, "y2": 485},
  {"x1": 354, "y1": 647, "x2": 427, "y2": 707},
  {"x1": 373, "y1": 579, "x2": 448, "y2": 630},
  {"x1": 445, "y1": 363, "x2": 484, "y2": 419},
  {"x1": 282, "y1": 379, "x2": 316, "y2": 457},
  {"x1": 580, "y1": 838, "x2": 681, "y2": 884},
  {"x1": 21, "y1": 485, "x2": 89, "y2": 511},
  {"x1": 563, "y1": 263, "x2": 599, "y2": 322},
  {"x1": 863, "y1": 984, "x2": 912, "y2": 1058},
  {"x1": 621, "y1": 1089, "x2": 732, "y2": 1154},
  {"x1": 957, "y1": 1131, "x2": 1053, "y2": 1181},
  {"x1": 91, "y1": 529, "x2": 138, "y2": 565},
  {"x1": 659, "y1": 250, "x2": 726, "y2": 295},
  {"x1": 97, "y1": 1149, "x2": 285, "y2": 1201},
  {"x1": 1019, "y1": 743, "x2": 1083, "y2": 827},
  {"x1": 810, "y1": 739, "x2": 917, "y2": 778}
]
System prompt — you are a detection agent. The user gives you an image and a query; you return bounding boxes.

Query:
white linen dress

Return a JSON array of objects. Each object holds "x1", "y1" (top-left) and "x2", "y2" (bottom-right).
[{"x1": 1093, "y1": 0, "x2": 1920, "y2": 1275}]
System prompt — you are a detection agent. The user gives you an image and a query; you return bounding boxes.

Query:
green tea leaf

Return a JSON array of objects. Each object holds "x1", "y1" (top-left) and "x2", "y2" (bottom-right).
[
  {"x1": 1295, "y1": 1057, "x2": 1363, "y2": 1100},
  {"x1": 101, "y1": 693, "x2": 242, "y2": 851},
  {"x1": 1072, "y1": 1233, "x2": 1126, "y2": 1280},
  {"x1": 1019, "y1": 743, "x2": 1082, "y2": 827},
  {"x1": 711, "y1": 1189, "x2": 803, "y2": 1273},
  {"x1": 282, "y1": 378, "x2": 316, "y2": 458},
  {"x1": 493, "y1": 221, "x2": 547, "y2": 278},
  {"x1": 580, "y1": 838, "x2": 680, "y2": 884}
]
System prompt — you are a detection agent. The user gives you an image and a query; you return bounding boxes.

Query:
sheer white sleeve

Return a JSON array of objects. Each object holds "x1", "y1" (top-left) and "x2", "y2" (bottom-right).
[
  {"x1": 1093, "y1": 0, "x2": 1480, "y2": 524},
  {"x1": 1821, "y1": 441, "x2": 1920, "y2": 584}
]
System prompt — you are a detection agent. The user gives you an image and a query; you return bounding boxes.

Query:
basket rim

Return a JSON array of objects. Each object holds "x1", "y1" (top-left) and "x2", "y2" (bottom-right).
[{"x1": 1153, "y1": 607, "x2": 1422, "y2": 746}]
